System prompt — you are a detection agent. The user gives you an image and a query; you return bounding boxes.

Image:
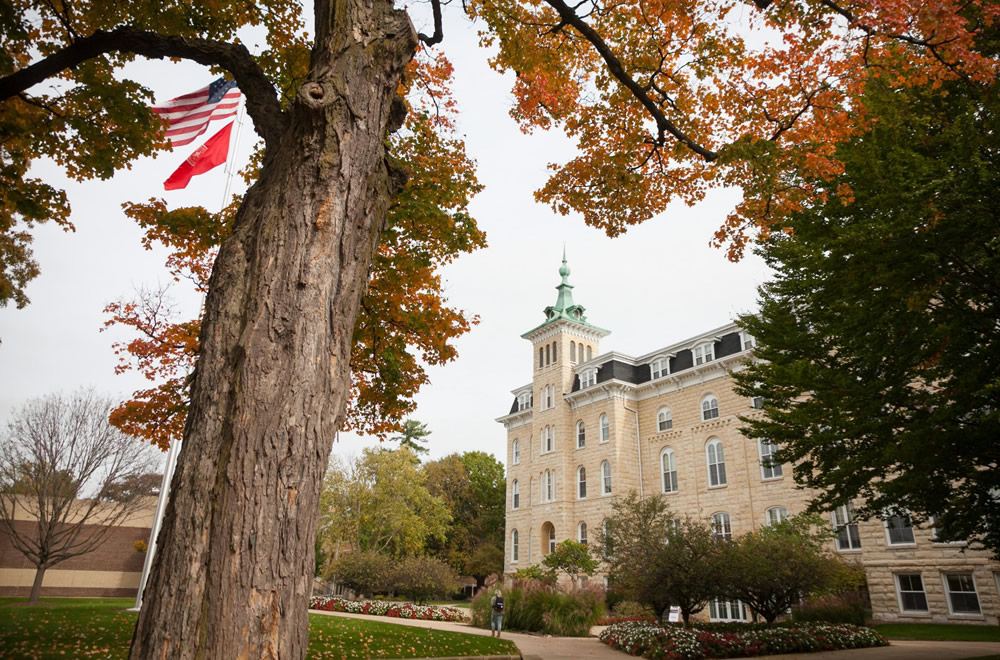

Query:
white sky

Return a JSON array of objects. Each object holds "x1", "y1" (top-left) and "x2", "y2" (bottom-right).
[{"x1": 0, "y1": 7, "x2": 771, "y2": 472}]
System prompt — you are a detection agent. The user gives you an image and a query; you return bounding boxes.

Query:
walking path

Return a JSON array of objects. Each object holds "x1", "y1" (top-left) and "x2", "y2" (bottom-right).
[{"x1": 308, "y1": 609, "x2": 1000, "y2": 660}]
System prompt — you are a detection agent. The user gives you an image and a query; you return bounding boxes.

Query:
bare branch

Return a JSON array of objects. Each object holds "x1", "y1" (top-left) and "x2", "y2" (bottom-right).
[
  {"x1": 418, "y1": 0, "x2": 445, "y2": 46},
  {"x1": 0, "y1": 26, "x2": 286, "y2": 151}
]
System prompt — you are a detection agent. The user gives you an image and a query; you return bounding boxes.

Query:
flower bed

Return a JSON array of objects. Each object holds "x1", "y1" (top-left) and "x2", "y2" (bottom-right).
[
  {"x1": 599, "y1": 620, "x2": 888, "y2": 659},
  {"x1": 310, "y1": 596, "x2": 469, "y2": 623},
  {"x1": 597, "y1": 615, "x2": 659, "y2": 626}
]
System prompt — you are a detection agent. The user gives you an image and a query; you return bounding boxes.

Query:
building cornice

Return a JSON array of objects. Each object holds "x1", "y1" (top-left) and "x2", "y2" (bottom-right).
[
  {"x1": 521, "y1": 319, "x2": 610, "y2": 343},
  {"x1": 496, "y1": 409, "x2": 533, "y2": 429}
]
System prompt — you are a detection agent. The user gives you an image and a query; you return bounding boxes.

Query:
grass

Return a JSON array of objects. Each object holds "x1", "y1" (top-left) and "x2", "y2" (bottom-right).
[
  {"x1": 871, "y1": 623, "x2": 1000, "y2": 642},
  {"x1": 0, "y1": 597, "x2": 518, "y2": 659}
]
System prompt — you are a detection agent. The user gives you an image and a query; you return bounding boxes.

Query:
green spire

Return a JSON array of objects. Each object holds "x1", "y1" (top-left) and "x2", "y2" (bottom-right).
[{"x1": 521, "y1": 250, "x2": 610, "y2": 338}]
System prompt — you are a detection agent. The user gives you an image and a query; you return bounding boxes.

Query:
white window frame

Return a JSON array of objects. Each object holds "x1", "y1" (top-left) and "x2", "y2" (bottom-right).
[
  {"x1": 758, "y1": 439, "x2": 783, "y2": 480},
  {"x1": 709, "y1": 598, "x2": 747, "y2": 622},
  {"x1": 895, "y1": 573, "x2": 929, "y2": 613},
  {"x1": 750, "y1": 394, "x2": 765, "y2": 409},
  {"x1": 650, "y1": 357, "x2": 670, "y2": 380},
  {"x1": 577, "y1": 466, "x2": 587, "y2": 499},
  {"x1": 694, "y1": 342, "x2": 715, "y2": 366},
  {"x1": 511, "y1": 529, "x2": 519, "y2": 562},
  {"x1": 741, "y1": 330, "x2": 756, "y2": 351},
  {"x1": 656, "y1": 407, "x2": 673, "y2": 432},
  {"x1": 711, "y1": 512, "x2": 732, "y2": 540},
  {"x1": 660, "y1": 447, "x2": 678, "y2": 494},
  {"x1": 578, "y1": 521, "x2": 588, "y2": 545},
  {"x1": 580, "y1": 368, "x2": 597, "y2": 389},
  {"x1": 541, "y1": 426, "x2": 554, "y2": 454},
  {"x1": 884, "y1": 513, "x2": 916, "y2": 546},
  {"x1": 701, "y1": 394, "x2": 719, "y2": 421},
  {"x1": 542, "y1": 470, "x2": 554, "y2": 502},
  {"x1": 576, "y1": 420, "x2": 586, "y2": 449},
  {"x1": 544, "y1": 385, "x2": 554, "y2": 409},
  {"x1": 599, "y1": 413, "x2": 610, "y2": 443},
  {"x1": 766, "y1": 506, "x2": 789, "y2": 526},
  {"x1": 601, "y1": 460, "x2": 612, "y2": 495},
  {"x1": 512, "y1": 479, "x2": 520, "y2": 509},
  {"x1": 706, "y1": 438, "x2": 727, "y2": 487},
  {"x1": 512, "y1": 439, "x2": 520, "y2": 465},
  {"x1": 832, "y1": 503, "x2": 862, "y2": 551},
  {"x1": 942, "y1": 573, "x2": 982, "y2": 615}
]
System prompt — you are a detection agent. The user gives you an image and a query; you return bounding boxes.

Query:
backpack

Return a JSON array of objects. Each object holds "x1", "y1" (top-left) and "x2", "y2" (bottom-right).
[{"x1": 493, "y1": 595, "x2": 504, "y2": 612}]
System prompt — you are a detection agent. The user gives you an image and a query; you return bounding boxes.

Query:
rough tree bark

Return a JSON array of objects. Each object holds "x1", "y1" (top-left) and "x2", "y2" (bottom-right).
[{"x1": 128, "y1": 0, "x2": 417, "y2": 657}]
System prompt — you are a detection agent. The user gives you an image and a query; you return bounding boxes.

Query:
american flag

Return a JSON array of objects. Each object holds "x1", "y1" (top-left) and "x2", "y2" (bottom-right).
[{"x1": 152, "y1": 77, "x2": 242, "y2": 147}]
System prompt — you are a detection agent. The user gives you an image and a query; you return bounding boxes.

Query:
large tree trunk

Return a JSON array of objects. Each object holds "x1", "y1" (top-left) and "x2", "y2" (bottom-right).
[
  {"x1": 129, "y1": 0, "x2": 416, "y2": 657},
  {"x1": 28, "y1": 565, "x2": 46, "y2": 603}
]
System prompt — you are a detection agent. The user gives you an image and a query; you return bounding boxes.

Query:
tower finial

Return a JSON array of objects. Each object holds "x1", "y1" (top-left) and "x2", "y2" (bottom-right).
[{"x1": 559, "y1": 247, "x2": 570, "y2": 283}]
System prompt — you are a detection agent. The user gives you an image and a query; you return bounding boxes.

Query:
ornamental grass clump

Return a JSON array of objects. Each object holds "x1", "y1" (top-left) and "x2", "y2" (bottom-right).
[
  {"x1": 470, "y1": 578, "x2": 606, "y2": 636},
  {"x1": 598, "y1": 619, "x2": 888, "y2": 658}
]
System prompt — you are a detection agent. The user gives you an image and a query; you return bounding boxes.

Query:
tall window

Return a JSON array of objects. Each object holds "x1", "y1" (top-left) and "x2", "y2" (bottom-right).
[
  {"x1": 544, "y1": 385, "x2": 553, "y2": 409},
  {"x1": 600, "y1": 413, "x2": 610, "y2": 442},
  {"x1": 541, "y1": 426, "x2": 554, "y2": 453},
  {"x1": 543, "y1": 470, "x2": 554, "y2": 502},
  {"x1": 586, "y1": 345, "x2": 592, "y2": 361},
  {"x1": 656, "y1": 407, "x2": 673, "y2": 432},
  {"x1": 576, "y1": 421, "x2": 586, "y2": 448},
  {"x1": 511, "y1": 529, "x2": 519, "y2": 562},
  {"x1": 741, "y1": 331, "x2": 756, "y2": 351},
  {"x1": 547, "y1": 524, "x2": 556, "y2": 554},
  {"x1": 833, "y1": 503, "x2": 862, "y2": 550},
  {"x1": 711, "y1": 512, "x2": 732, "y2": 540},
  {"x1": 577, "y1": 466, "x2": 587, "y2": 498},
  {"x1": 944, "y1": 574, "x2": 981, "y2": 614},
  {"x1": 895, "y1": 574, "x2": 928, "y2": 612},
  {"x1": 661, "y1": 448, "x2": 678, "y2": 493},
  {"x1": 694, "y1": 342, "x2": 715, "y2": 365},
  {"x1": 885, "y1": 513, "x2": 915, "y2": 545},
  {"x1": 538, "y1": 347, "x2": 543, "y2": 369},
  {"x1": 545, "y1": 344, "x2": 550, "y2": 365},
  {"x1": 601, "y1": 460, "x2": 612, "y2": 494},
  {"x1": 512, "y1": 439, "x2": 520, "y2": 464},
  {"x1": 512, "y1": 480, "x2": 520, "y2": 509},
  {"x1": 758, "y1": 439, "x2": 782, "y2": 479},
  {"x1": 578, "y1": 521, "x2": 588, "y2": 545},
  {"x1": 701, "y1": 395, "x2": 719, "y2": 421},
  {"x1": 552, "y1": 341, "x2": 557, "y2": 362},
  {"x1": 706, "y1": 438, "x2": 727, "y2": 486},
  {"x1": 650, "y1": 358, "x2": 669, "y2": 379},
  {"x1": 766, "y1": 506, "x2": 789, "y2": 525}
]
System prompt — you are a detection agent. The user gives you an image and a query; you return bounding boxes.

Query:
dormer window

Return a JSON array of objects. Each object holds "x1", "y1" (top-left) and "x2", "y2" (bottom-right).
[
  {"x1": 517, "y1": 391, "x2": 533, "y2": 411},
  {"x1": 694, "y1": 342, "x2": 715, "y2": 366},
  {"x1": 650, "y1": 357, "x2": 670, "y2": 380},
  {"x1": 741, "y1": 331, "x2": 756, "y2": 351},
  {"x1": 579, "y1": 368, "x2": 597, "y2": 389}
]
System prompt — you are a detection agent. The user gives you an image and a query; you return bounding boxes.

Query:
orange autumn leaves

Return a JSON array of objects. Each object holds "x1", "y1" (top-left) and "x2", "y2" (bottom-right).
[
  {"x1": 470, "y1": 0, "x2": 998, "y2": 258},
  {"x1": 104, "y1": 49, "x2": 484, "y2": 448}
]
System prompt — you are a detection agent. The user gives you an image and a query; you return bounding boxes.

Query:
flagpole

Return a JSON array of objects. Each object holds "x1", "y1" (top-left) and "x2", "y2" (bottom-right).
[{"x1": 220, "y1": 94, "x2": 247, "y2": 209}]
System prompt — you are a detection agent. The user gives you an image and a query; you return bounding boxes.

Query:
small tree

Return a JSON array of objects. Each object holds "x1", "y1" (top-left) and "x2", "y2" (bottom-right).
[
  {"x1": 513, "y1": 564, "x2": 558, "y2": 586},
  {"x1": 719, "y1": 515, "x2": 851, "y2": 623},
  {"x1": 543, "y1": 539, "x2": 599, "y2": 586},
  {"x1": 388, "y1": 420, "x2": 431, "y2": 458},
  {"x1": 326, "y1": 551, "x2": 393, "y2": 598},
  {"x1": 0, "y1": 390, "x2": 160, "y2": 602},
  {"x1": 465, "y1": 544, "x2": 504, "y2": 588},
  {"x1": 392, "y1": 555, "x2": 459, "y2": 603},
  {"x1": 654, "y1": 516, "x2": 726, "y2": 625}
]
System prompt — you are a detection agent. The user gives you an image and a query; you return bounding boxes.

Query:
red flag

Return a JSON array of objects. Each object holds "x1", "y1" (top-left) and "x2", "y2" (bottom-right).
[{"x1": 164, "y1": 122, "x2": 234, "y2": 191}]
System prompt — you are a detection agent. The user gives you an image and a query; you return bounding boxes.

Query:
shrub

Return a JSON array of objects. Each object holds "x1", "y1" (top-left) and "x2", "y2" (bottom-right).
[
  {"x1": 792, "y1": 592, "x2": 870, "y2": 626},
  {"x1": 392, "y1": 555, "x2": 459, "y2": 604},
  {"x1": 599, "y1": 620, "x2": 888, "y2": 658},
  {"x1": 470, "y1": 579, "x2": 606, "y2": 636},
  {"x1": 327, "y1": 551, "x2": 393, "y2": 598},
  {"x1": 614, "y1": 601, "x2": 655, "y2": 619}
]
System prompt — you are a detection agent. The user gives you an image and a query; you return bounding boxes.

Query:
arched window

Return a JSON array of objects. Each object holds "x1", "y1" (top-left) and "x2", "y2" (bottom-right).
[
  {"x1": 511, "y1": 529, "x2": 519, "y2": 561},
  {"x1": 656, "y1": 407, "x2": 673, "y2": 432},
  {"x1": 541, "y1": 522, "x2": 555, "y2": 555},
  {"x1": 758, "y1": 439, "x2": 782, "y2": 479},
  {"x1": 600, "y1": 413, "x2": 610, "y2": 443},
  {"x1": 512, "y1": 439, "x2": 520, "y2": 464},
  {"x1": 541, "y1": 426, "x2": 554, "y2": 454},
  {"x1": 512, "y1": 480, "x2": 520, "y2": 509},
  {"x1": 661, "y1": 448, "x2": 678, "y2": 493},
  {"x1": 766, "y1": 506, "x2": 788, "y2": 526},
  {"x1": 711, "y1": 512, "x2": 732, "y2": 540},
  {"x1": 552, "y1": 341, "x2": 557, "y2": 362},
  {"x1": 601, "y1": 460, "x2": 612, "y2": 494},
  {"x1": 578, "y1": 521, "x2": 588, "y2": 545},
  {"x1": 576, "y1": 421, "x2": 586, "y2": 448},
  {"x1": 548, "y1": 524, "x2": 556, "y2": 553},
  {"x1": 586, "y1": 345, "x2": 593, "y2": 361},
  {"x1": 577, "y1": 466, "x2": 587, "y2": 498},
  {"x1": 538, "y1": 347, "x2": 543, "y2": 369},
  {"x1": 543, "y1": 470, "x2": 553, "y2": 501},
  {"x1": 570, "y1": 341, "x2": 576, "y2": 363},
  {"x1": 701, "y1": 394, "x2": 719, "y2": 421},
  {"x1": 706, "y1": 438, "x2": 727, "y2": 486},
  {"x1": 545, "y1": 344, "x2": 551, "y2": 365}
]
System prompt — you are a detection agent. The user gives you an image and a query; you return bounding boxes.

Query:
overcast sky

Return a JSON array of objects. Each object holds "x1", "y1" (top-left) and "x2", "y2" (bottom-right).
[{"x1": 0, "y1": 8, "x2": 771, "y2": 472}]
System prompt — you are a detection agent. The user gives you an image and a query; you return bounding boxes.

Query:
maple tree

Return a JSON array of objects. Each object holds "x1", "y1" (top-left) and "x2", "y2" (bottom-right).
[{"x1": 1, "y1": 0, "x2": 996, "y2": 657}]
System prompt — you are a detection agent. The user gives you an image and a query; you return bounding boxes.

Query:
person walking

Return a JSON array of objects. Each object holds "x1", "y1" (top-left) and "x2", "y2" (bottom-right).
[{"x1": 489, "y1": 588, "x2": 504, "y2": 638}]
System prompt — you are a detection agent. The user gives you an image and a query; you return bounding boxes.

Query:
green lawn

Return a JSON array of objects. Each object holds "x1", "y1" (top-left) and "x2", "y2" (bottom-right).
[
  {"x1": 871, "y1": 623, "x2": 1000, "y2": 642},
  {"x1": 0, "y1": 598, "x2": 517, "y2": 660}
]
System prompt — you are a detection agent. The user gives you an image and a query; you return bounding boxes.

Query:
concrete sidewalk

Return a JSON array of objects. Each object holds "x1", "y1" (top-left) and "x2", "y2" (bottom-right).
[{"x1": 309, "y1": 609, "x2": 1000, "y2": 660}]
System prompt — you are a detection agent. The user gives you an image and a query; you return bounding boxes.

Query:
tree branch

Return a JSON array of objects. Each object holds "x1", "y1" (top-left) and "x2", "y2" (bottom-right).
[
  {"x1": 418, "y1": 0, "x2": 445, "y2": 46},
  {"x1": 542, "y1": 0, "x2": 719, "y2": 161},
  {"x1": 0, "y1": 26, "x2": 286, "y2": 151}
]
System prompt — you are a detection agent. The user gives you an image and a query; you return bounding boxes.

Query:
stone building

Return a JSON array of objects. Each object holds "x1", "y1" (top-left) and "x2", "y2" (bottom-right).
[{"x1": 497, "y1": 256, "x2": 1000, "y2": 625}]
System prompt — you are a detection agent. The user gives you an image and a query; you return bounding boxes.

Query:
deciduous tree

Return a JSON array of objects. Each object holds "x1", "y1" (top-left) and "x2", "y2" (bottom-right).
[
  {"x1": 734, "y1": 74, "x2": 1000, "y2": 556},
  {"x1": 0, "y1": 390, "x2": 159, "y2": 602},
  {"x1": 542, "y1": 539, "x2": 599, "y2": 586},
  {"x1": 2, "y1": 0, "x2": 995, "y2": 655}
]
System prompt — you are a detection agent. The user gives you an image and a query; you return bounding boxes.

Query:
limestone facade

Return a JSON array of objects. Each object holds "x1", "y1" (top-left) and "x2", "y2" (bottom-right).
[{"x1": 497, "y1": 261, "x2": 1000, "y2": 625}]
